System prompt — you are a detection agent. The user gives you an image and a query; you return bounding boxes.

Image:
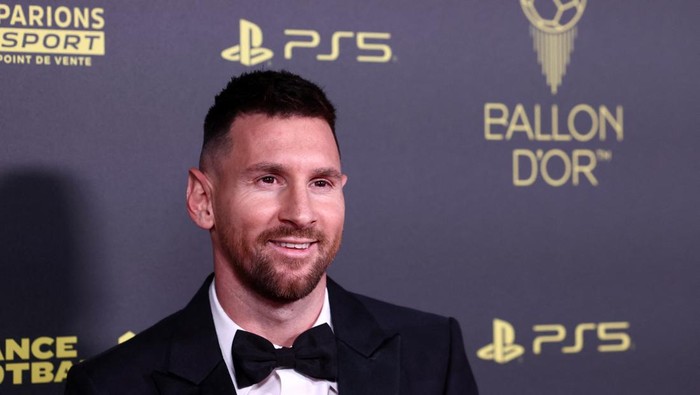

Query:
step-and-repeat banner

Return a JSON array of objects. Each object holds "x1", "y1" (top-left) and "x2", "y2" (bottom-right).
[{"x1": 1, "y1": 1, "x2": 698, "y2": 393}]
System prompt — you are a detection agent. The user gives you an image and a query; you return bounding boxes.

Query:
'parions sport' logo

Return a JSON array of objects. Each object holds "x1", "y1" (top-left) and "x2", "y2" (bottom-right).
[
  {"x1": 520, "y1": 0, "x2": 587, "y2": 94},
  {"x1": 0, "y1": 3, "x2": 105, "y2": 67},
  {"x1": 477, "y1": 318, "x2": 632, "y2": 364},
  {"x1": 221, "y1": 19, "x2": 393, "y2": 66}
]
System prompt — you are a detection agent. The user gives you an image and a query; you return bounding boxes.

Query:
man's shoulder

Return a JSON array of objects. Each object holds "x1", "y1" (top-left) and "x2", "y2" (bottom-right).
[
  {"x1": 89, "y1": 309, "x2": 182, "y2": 364},
  {"x1": 328, "y1": 278, "x2": 458, "y2": 337},
  {"x1": 350, "y1": 289, "x2": 451, "y2": 326},
  {"x1": 66, "y1": 277, "x2": 217, "y2": 393},
  {"x1": 327, "y1": 279, "x2": 479, "y2": 394},
  {"x1": 68, "y1": 308, "x2": 184, "y2": 389}
]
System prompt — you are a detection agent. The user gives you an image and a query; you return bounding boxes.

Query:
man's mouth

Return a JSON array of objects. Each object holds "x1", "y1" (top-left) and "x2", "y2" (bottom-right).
[
  {"x1": 274, "y1": 241, "x2": 312, "y2": 249},
  {"x1": 269, "y1": 236, "x2": 319, "y2": 250}
]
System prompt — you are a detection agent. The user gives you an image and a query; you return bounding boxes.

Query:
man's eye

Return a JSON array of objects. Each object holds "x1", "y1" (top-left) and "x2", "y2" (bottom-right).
[
  {"x1": 260, "y1": 176, "x2": 276, "y2": 184},
  {"x1": 313, "y1": 180, "x2": 330, "y2": 188}
]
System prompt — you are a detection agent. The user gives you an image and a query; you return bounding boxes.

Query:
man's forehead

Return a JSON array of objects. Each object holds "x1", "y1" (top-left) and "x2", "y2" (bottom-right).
[
  {"x1": 227, "y1": 114, "x2": 337, "y2": 154},
  {"x1": 212, "y1": 114, "x2": 338, "y2": 170},
  {"x1": 228, "y1": 113, "x2": 331, "y2": 134}
]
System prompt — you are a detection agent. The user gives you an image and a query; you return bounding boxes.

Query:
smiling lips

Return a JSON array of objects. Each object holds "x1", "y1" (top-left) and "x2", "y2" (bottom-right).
[
  {"x1": 277, "y1": 241, "x2": 311, "y2": 249},
  {"x1": 271, "y1": 240, "x2": 316, "y2": 250}
]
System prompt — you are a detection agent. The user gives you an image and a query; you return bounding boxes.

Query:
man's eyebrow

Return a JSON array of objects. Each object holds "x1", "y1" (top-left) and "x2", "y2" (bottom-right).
[
  {"x1": 245, "y1": 162, "x2": 284, "y2": 174},
  {"x1": 245, "y1": 163, "x2": 343, "y2": 179},
  {"x1": 312, "y1": 167, "x2": 343, "y2": 179}
]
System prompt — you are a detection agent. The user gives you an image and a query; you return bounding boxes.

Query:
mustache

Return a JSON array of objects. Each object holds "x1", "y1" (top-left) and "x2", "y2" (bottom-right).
[{"x1": 257, "y1": 226, "x2": 326, "y2": 243}]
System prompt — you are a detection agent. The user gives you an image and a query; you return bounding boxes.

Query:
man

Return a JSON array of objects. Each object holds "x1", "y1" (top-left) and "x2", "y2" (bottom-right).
[{"x1": 65, "y1": 70, "x2": 478, "y2": 394}]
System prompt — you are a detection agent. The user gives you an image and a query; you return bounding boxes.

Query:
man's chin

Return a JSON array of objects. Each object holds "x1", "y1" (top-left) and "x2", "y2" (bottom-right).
[
  {"x1": 248, "y1": 262, "x2": 328, "y2": 303},
  {"x1": 257, "y1": 276, "x2": 324, "y2": 304}
]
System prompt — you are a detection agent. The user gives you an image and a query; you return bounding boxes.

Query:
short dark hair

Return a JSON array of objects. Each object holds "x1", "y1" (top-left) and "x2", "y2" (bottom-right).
[{"x1": 201, "y1": 70, "x2": 338, "y2": 166}]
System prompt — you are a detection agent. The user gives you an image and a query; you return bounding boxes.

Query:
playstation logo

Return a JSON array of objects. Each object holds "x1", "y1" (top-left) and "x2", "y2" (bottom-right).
[
  {"x1": 477, "y1": 318, "x2": 525, "y2": 364},
  {"x1": 221, "y1": 19, "x2": 273, "y2": 66}
]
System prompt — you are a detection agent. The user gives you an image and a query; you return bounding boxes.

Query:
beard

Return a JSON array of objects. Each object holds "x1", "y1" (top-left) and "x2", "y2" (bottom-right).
[{"x1": 222, "y1": 225, "x2": 341, "y2": 303}]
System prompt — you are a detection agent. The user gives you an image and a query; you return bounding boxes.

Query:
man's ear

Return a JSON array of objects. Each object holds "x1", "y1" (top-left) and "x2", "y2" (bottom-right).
[{"x1": 186, "y1": 168, "x2": 215, "y2": 230}]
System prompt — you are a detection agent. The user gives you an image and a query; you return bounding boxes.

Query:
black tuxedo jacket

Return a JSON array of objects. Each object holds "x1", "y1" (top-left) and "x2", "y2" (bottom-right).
[{"x1": 65, "y1": 276, "x2": 478, "y2": 394}]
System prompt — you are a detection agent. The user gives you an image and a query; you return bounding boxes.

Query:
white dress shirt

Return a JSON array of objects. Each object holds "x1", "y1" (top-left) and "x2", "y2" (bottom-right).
[{"x1": 209, "y1": 280, "x2": 339, "y2": 395}]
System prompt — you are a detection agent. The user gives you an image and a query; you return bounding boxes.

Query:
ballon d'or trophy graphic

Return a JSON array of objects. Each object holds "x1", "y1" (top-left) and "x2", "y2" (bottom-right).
[{"x1": 520, "y1": 0, "x2": 586, "y2": 94}]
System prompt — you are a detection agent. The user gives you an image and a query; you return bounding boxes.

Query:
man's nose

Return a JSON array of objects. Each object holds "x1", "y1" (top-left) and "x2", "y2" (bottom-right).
[{"x1": 278, "y1": 184, "x2": 316, "y2": 228}]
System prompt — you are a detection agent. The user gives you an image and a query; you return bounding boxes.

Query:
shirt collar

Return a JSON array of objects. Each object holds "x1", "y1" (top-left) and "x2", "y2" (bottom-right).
[{"x1": 208, "y1": 277, "x2": 335, "y2": 392}]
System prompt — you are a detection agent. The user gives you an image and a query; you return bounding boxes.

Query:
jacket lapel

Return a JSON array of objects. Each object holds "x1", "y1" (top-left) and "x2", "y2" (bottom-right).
[
  {"x1": 150, "y1": 275, "x2": 400, "y2": 394},
  {"x1": 153, "y1": 275, "x2": 237, "y2": 395},
  {"x1": 328, "y1": 278, "x2": 400, "y2": 395}
]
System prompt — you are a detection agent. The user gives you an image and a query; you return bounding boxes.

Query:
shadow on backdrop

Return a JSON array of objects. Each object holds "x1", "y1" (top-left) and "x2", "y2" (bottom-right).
[{"x1": 0, "y1": 169, "x2": 92, "y2": 393}]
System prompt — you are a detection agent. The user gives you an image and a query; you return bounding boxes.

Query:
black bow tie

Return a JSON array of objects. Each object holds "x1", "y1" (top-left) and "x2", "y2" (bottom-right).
[{"x1": 231, "y1": 323, "x2": 338, "y2": 388}]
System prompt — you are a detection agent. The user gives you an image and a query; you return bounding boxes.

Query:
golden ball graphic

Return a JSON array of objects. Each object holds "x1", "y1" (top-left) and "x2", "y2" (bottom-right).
[{"x1": 520, "y1": 0, "x2": 586, "y2": 33}]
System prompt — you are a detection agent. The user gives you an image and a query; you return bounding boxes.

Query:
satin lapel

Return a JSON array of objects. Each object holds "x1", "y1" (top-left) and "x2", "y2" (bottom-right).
[
  {"x1": 153, "y1": 274, "x2": 237, "y2": 395},
  {"x1": 327, "y1": 278, "x2": 401, "y2": 395}
]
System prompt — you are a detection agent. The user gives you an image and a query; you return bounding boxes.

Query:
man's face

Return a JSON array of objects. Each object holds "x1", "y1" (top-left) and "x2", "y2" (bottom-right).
[{"x1": 209, "y1": 114, "x2": 346, "y2": 303}]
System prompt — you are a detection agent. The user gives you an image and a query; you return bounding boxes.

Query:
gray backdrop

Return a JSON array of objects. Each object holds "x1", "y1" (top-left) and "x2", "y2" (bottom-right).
[{"x1": 1, "y1": 0, "x2": 698, "y2": 393}]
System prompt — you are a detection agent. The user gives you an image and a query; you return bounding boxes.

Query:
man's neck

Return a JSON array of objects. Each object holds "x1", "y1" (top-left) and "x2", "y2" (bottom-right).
[{"x1": 213, "y1": 264, "x2": 327, "y2": 347}]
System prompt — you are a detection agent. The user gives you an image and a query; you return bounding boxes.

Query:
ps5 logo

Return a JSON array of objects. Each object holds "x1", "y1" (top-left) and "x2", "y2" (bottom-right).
[
  {"x1": 477, "y1": 319, "x2": 525, "y2": 364},
  {"x1": 478, "y1": 318, "x2": 632, "y2": 364},
  {"x1": 221, "y1": 19, "x2": 393, "y2": 65},
  {"x1": 221, "y1": 19, "x2": 274, "y2": 66}
]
